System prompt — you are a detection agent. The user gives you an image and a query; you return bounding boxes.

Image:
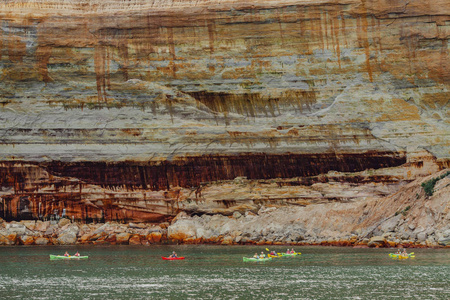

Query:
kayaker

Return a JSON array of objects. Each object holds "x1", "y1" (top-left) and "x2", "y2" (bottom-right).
[
  {"x1": 402, "y1": 249, "x2": 408, "y2": 256},
  {"x1": 64, "y1": 251, "x2": 69, "y2": 257},
  {"x1": 260, "y1": 251, "x2": 265, "y2": 259},
  {"x1": 270, "y1": 251, "x2": 277, "y2": 256},
  {"x1": 74, "y1": 251, "x2": 80, "y2": 257},
  {"x1": 396, "y1": 248, "x2": 402, "y2": 254},
  {"x1": 253, "y1": 253, "x2": 259, "y2": 258},
  {"x1": 169, "y1": 251, "x2": 178, "y2": 258},
  {"x1": 286, "y1": 249, "x2": 290, "y2": 254},
  {"x1": 290, "y1": 248, "x2": 295, "y2": 254}
]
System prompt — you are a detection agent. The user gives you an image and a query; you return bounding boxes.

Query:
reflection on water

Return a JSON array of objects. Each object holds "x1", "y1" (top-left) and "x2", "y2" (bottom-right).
[{"x1": 0, "y1": 245, "x2": 449, "y2": 299}]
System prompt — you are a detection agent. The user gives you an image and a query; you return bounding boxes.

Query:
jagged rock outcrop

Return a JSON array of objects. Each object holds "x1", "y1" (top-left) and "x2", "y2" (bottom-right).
[
  {"x1": 168, "y1": 169, "x2": 450, "y2": 247},
  {"x1": 0, "y1": 1, "x2": 448, "y2": 242}
]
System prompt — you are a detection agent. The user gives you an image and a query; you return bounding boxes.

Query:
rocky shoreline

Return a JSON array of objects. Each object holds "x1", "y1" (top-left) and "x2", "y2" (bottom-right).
[
  {"x1": 1, "y1": 212, "x2": 449, "y2": 248},
  {"x1": 0, "y1": 218, "x2": 166, "y2": 246},
  {"x1": 1, "y1": 169, "x2": 449, "y2": 248}
]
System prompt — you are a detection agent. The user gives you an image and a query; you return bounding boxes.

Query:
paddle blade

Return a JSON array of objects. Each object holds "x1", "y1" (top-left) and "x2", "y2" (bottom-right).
[{"x1": 266, "y1": 248, "x2": 270, "y2": 252}]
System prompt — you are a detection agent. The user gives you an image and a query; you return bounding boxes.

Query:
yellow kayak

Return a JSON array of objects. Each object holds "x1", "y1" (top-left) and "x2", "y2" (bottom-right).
[
  {"x1": 278, "y1": 252, "x2": 301, "y2": 257},
  {"x1": 389, "y1": 253, "x2": 414, "y2": 259}
]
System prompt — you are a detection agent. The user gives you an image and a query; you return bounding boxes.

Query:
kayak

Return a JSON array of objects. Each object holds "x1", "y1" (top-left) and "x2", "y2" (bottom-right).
[
  {"x1": 243, "y1": 257, "x2": 272, "y2": 262},
  {"x1": 268, "y1": 254, "x2": 279, "y2": 258},
  {"x1": 50, "y1": 255, "x2": 88, "y2": 260},
  {"x1": 389, "y1": 253, "x2": 414, "y2": 260},
  {"x1": 162, "y1": 256, "x2": 185, "y2": 260},
  {"x1": 278, "y1": 252, "x2": 301, "y2": 257}
]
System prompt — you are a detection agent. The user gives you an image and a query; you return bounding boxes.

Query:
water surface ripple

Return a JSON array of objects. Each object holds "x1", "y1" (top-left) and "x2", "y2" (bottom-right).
[{"x1": 0, "y1": 245, "x2": 449, "y2": 299}]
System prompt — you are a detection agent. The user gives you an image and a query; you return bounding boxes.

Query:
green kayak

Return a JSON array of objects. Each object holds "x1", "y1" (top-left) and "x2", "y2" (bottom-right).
[
  {"x1": 50, "y1": 255, "x2": 88, "y2": 260},
  {"x1": 243, "y1": 257, "x2": 272, "y2": 262}
]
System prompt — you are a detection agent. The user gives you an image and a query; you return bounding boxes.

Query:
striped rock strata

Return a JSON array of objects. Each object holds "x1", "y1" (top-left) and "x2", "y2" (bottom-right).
[
  {"x1": 0, "y1": 1, "x2": 449, "y2": 238},
  {"x1": 0, "y1": 169, "x2": 449, "y2": 247}
]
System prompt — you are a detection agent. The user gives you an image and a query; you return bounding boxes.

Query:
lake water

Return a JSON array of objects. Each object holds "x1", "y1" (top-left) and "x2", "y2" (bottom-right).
[{"x1": 0, "y1": 245, "x2": 449, "y2": 299}]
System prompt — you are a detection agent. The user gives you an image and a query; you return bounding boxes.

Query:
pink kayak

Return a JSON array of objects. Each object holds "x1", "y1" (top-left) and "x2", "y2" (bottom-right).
[{"x1": 162, "y1": 256, "x2": 185, "y2": 260}]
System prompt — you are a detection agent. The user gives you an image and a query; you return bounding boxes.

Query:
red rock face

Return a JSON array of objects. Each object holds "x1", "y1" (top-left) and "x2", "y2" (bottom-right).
[
  {"x1": 0, "y1": 163, "x2": 177, "y2": 223},
  {"x1": 0, "y1": 151, "x2": 406, "y2": 222}
]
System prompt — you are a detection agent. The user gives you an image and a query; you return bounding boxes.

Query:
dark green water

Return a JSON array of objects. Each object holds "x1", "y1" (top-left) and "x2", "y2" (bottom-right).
[{"x1": 0, "y1": 245, "x2": 449, "y2": 299}]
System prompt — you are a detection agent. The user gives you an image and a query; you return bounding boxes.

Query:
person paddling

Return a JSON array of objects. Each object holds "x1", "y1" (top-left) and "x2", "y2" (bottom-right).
[
  {"x1": 74, "y1": 251, "x2": 80, "y2": 257},
  {"x1": 259, "y1": 251, "x2": 265, "y2": 259},
  {"x1": 64, "y1": 251, "x2": 69, "y2": 257},
  {"x1": 169, "y1": 251, "x2": 178, "y2": 258}
]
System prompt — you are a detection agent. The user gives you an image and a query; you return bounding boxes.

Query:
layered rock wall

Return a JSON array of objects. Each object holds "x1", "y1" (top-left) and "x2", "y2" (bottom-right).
[
  {"x1": 0, "y1": 0, "x2": 448, "y2": 161},
  {"x1": 0, "y1": 1, "x2": 449, "y2": 235},
  {"x1": 1, "y1": 169, "x2": 449, "y2": 247}
]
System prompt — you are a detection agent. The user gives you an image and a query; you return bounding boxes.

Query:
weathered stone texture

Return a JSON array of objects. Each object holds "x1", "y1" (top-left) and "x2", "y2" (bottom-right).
[
  {"x1": 0, "y1": 1, "x2": 448, "y2": 235},
  {"x1": 0, "y1": 169, "x2": 447, "y2": 247},
  {"x1": 116, "y1": 232, "x2": 131, "y2": 244},
  {"x1": 0, "y1": 0, "x2": 448, "y2": 162}
]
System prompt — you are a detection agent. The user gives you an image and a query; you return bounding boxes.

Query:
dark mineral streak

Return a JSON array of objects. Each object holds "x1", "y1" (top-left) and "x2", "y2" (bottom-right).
[{"x1": 42, "y1": 152, "x2": 406, "y2": 189}]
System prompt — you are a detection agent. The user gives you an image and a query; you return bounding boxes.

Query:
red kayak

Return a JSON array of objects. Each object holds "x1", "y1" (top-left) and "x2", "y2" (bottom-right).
[{"x1": 162, "y1": 256, "x2": 185, "y2": 260}]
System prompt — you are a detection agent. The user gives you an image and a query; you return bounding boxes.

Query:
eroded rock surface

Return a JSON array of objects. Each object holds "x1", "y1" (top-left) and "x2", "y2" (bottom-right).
[
  {"x1": 0, "y1": 0, "x2": 448, "y2": 162},
  {"x1": 168, "y1": 169, "x2": 450, "y2": 247},
  {"x1": 0, "y1": 1, "x2": 449, "y2": 245},
  {"x1": 0, "y1": 169, "x2": 448, "y2": 247}
]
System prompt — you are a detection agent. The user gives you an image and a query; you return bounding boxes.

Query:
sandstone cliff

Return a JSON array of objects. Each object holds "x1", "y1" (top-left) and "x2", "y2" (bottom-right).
[
  {"x1": 1, "y1": 169, "x2": 449, "y2": 247},
  {"x1": 0, "y1": 1, "x2": 449, "y2": 244}
]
